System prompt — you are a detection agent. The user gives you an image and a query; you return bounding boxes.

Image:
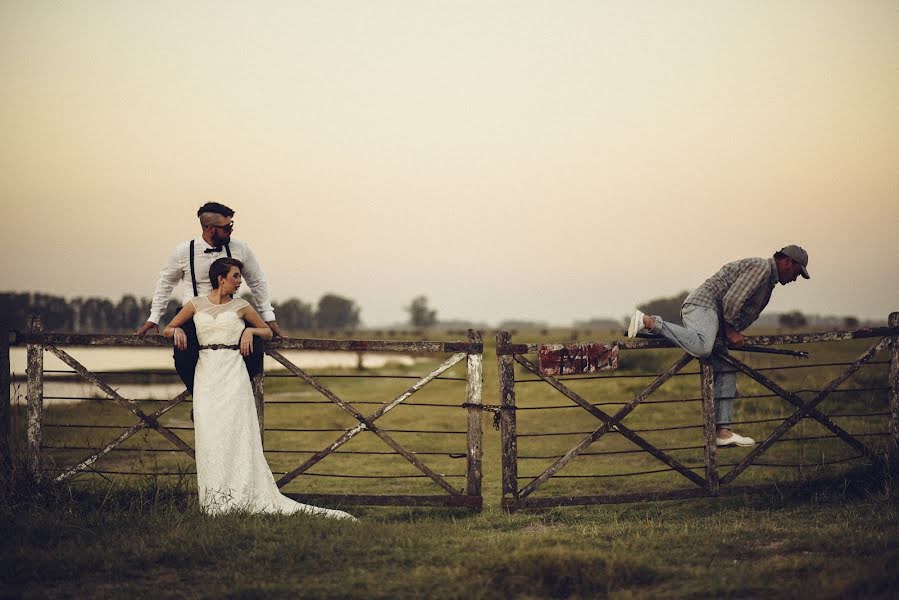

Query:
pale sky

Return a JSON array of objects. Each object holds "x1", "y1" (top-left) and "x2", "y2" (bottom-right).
[{"x1": 1, "y1": 1, "x2": 896, "y2": 326}]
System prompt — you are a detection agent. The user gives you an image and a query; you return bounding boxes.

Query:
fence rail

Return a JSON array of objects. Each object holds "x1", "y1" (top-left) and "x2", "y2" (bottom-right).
[{"x1": 497, "y1": 312, "x2": 899, "y2": 511}]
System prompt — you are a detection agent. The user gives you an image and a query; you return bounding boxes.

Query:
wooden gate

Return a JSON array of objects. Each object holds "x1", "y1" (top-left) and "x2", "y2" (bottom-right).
[
  {"x1": 497, "y1": 313, "x2": 899, "y2": 510},
  {"x1": 11, "y1": 317, "x2": 484, "y2": 510}
]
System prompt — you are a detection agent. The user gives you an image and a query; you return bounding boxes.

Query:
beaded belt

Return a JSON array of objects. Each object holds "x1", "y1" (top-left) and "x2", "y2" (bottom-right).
[{"x1": 199, "y1": 344, "x2": 241, "y2": 350}]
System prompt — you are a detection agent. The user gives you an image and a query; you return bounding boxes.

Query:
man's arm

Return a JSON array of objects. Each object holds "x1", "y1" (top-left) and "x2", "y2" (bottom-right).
[
  {"x1": 239, "y1": 243, "x2": 284, "y2": 337},
  {"x1": 720, "y1": 260, "x2": 769, "y2": 343},
  {"x1": 136, "y1": 246, "x2": 184, "y2": 335}
]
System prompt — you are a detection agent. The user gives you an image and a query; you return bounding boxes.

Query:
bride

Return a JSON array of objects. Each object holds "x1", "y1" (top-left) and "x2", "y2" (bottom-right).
[{"x1": 164, "y1": 257, "x2": 355, "y2": 520}]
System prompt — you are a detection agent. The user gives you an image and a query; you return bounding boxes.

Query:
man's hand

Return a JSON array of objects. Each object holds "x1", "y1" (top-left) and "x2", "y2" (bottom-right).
[
  {"x1": 136, "y1": 321, "x2": 159, "y2": 336},
  {"x1": 724, "y1": 325, "x2": 746, "y2": 348},
  {"x1": 266, "y1": 321, "x2": 284, "y2": 338}
]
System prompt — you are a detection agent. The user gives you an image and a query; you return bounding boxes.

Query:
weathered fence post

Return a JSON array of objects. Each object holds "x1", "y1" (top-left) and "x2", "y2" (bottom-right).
[
  {"x1": 497, "y1": 330, "x2": 518, "y2": 508},
  {"x1": 26, "y1": 315, "x2": 44, "y2": 483},
  {"x1": 252, "y1": 371, "x2": 265, "y2": 447},
  {"x1": 700, "y1": 358, "x2": 719, "y2": 494},
  {"x1": 464, "y1": 330, "x2": 483, "y2": 500},
  {"x1": 0, "y1": 323, "x2": 10, "y2": 467},
  {"x1": 888, "y1": 312, "x2": 899, "y2": 468}
]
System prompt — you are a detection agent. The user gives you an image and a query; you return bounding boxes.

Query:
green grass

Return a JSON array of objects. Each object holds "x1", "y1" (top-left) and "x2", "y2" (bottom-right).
[{"x1": 2, "y1": 331, "x2": 897, "y2": 598}]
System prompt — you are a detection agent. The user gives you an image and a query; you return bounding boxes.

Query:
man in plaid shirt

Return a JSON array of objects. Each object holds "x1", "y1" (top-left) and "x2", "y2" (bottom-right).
[{"x1": 627, "y1": 245, "x2": 810, "y2": 447}]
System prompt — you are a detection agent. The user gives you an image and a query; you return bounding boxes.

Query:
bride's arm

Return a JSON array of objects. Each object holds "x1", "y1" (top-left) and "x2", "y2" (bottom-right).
[
  {"x1": 239, "y1": 305, "x2": 274, "y2": 341},
  {"x1": 238, "y1": 305, "x2": 273, "y2": 356},
  {"x1": 163, "y1": 303, "x2": 197, "y2": 350}
]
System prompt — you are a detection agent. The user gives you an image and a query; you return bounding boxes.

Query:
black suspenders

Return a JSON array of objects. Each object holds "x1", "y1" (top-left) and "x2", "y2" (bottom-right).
[{"x1": 189, "y1": 240, "x2": 232, "y2": 297}]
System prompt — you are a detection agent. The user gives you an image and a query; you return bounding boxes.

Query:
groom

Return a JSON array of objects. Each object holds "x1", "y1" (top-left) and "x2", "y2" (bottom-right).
[{"x1": 136, "y1": 202, "x2": 283, "y2": 391}]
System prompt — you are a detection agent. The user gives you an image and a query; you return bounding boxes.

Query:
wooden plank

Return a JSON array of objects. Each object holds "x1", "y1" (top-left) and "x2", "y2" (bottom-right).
[
  {"x1": 496, "y1": 331, "x2": 519, "y2": 499},
  {"x1": 514, "y1": 353, "x2": 706, "y2": 498},
  {"x1": 14, "y1": 327, "x2": 896, "y2": 353},
  {"x1": 505, "y1": 487, "x2": 714, "y2": 510},
  {"x1": 887, "y1": 313, "x2": 898, "y2": 466},
  {"x1": 252, "y1": 372, "x2": 265, "y2": 446},
  {"x1": 537, "y1": 342, "x2": 618, "y2": 376},
  {"x1": 271, "y1": 338, "x2": 481, "y2": 354},
  {"x1": 700, "y1": 360, "x2": 719, "y2": 495},
  {"x1": 719, "y1": 337, "x2": 889, "y2": 486},
  {"x1": 505, "y1": 326, "x2": 899, "y2": 354},
  {"x1": 273, "y1": 351, "x2": 466, "y2": 490},
  {"x1": 26, "y1": 316, "x2": 43, "y2": 482},
  {"x1": 503, "y1": 481, "x2": 831, "y2": 510},
  {"x1": 53, "y1": 390, "x2": 191, "y2": 482},
  {"x1": 465, "y1": 330, "x2": 483, "y2": 499},
  {"x1": 741, "y1": 326, "x2": 898, "y2": 346},
  {"x1": 15, "y1": 332, "x2": 482, "y2": 354},
  {"x1": 283, "y1": 493, "x2": 482, "y2": 509},
  {"x1": 45, "y1": 345, "x2": 195, "y2": 459},
  {"x1": 0, "y1": 324, "x2": 10, "y2": 467}
]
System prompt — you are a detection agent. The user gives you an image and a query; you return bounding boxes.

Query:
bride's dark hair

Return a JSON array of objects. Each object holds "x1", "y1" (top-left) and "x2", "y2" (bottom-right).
[{"x1": 209, "y1": 258, "x2": 244, "y2": 289}]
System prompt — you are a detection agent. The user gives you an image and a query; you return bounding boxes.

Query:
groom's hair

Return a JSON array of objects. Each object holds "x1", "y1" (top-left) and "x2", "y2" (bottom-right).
[
  {"x1": 197, "y1": 202, "x2": 235, "y2": 226},
  {"x1": 209, "y1": 258, "x2": 244, "y2": 289}
]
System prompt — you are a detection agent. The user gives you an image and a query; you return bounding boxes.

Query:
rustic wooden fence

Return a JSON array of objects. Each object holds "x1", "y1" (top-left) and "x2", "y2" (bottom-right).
[
  {"x1": 3, "y1": 314, "x2": 898, "y2": 512},
  {"x1": 497, "y1": 313, "x2": 899, "y2": 510},
  {"x1": 5, "y1": 317, "x2": 484, "y2": 510}
]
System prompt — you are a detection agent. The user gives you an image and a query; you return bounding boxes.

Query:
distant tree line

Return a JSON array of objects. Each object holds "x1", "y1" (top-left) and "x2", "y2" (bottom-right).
[{"x1": 0, "y1": 291, "x2": 361, "y2": 333}]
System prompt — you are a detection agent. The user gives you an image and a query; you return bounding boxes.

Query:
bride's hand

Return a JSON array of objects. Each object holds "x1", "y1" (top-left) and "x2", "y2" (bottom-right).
[
  {"x1": 240, "y1": 329, "x2": 254, "y2": 356},
  {"x1": 173, "y1": 328, "x2": 188, "y2": 350}
]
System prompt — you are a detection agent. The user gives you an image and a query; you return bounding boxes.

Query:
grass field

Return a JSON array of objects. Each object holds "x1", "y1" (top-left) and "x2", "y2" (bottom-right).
[{"x1": 2, "y1": 329, "x2": 897, "y2": 598}]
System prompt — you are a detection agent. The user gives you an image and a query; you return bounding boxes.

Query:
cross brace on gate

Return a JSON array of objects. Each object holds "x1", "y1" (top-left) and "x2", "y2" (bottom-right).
[
  {"x1": 45, "y1": 345, "x2": 195, "y2": 482},
  {"x1": 266, "y1": 348, "x2": 480, "y2": 505},
  {"x1": 511, "y1": 351, "x2": 709, "y2": 500}
]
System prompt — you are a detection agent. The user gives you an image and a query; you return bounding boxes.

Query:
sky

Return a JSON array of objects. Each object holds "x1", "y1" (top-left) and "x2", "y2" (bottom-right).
[{"x1": 1, "y1": 1, "x2": 896, "y2": 326}]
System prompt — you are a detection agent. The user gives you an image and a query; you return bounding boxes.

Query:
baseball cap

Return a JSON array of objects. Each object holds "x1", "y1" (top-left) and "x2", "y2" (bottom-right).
[{"x1": 779, "y1": 245, "x2": 810, "y2": 279}]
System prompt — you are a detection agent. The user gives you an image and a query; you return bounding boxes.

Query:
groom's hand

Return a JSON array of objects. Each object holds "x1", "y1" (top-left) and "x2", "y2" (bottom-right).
[
  {"x1": 136, "y1": 321, "x2": 159, "y2": 335},
  {"x1": 266, "y1": 321, "x2": 284, "y2": 338}
]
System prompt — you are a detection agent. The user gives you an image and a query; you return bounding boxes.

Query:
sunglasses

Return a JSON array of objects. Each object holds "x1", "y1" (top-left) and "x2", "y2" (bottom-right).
[{"x1": 211, "y1": 222, "x2": 234, "y2": 232}]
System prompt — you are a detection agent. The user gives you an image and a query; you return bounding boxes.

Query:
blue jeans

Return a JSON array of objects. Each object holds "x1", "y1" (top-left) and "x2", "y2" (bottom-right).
[{"x1": 648, "y1": 303, "x2": 736, "y2": 428}]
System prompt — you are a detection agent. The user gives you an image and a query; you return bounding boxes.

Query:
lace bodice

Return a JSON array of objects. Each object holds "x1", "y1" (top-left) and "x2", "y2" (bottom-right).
[{"x1": 191, "y1": 296, "x2": 250, "y2": 345}]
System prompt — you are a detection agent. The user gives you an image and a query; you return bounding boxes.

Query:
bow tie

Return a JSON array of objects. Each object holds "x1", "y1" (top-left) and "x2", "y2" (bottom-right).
[{"x1": 204, "y1": 247, "x2": 223, "y2": 254}]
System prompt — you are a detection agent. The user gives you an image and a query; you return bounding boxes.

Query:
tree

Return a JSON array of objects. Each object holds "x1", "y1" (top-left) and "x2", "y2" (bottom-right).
[
  {"x1": 406, "y1": 295, "x2": 437, "y2": 328},
  {"x1": 273, "y1": 298, "x2": 315, "y2": 331},
  {"x1": 315, "y1": 294, "x2": 360, "y2": 329},
  {"x1": 116, "y1": 295, "x2": 143, "y2": 331},
  {"x1": 778, "y1": 310, "x2": 807, "y2": 329},
  {"x1": 637, "y1": 291, "x2": 690, "y2": 324},
  {"x1": 843, "y1": 316, "x2": 859, "y2": 329}
]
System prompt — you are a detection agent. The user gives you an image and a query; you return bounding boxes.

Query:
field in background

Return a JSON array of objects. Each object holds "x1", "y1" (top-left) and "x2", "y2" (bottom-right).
[{"x1": 2, "y1": 327, "x2": 897, "y2": 598}]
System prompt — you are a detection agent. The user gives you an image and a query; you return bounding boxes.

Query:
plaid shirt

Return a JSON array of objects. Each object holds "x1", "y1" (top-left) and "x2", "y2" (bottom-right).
[{"x1": 684, "y1": 257, "x2": 778, "y2": 331}]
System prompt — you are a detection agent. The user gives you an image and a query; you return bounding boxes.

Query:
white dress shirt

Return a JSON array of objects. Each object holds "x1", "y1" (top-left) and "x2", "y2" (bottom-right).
[{"x1": 147, "y1": 237, "x2": 276, "y2": 324}]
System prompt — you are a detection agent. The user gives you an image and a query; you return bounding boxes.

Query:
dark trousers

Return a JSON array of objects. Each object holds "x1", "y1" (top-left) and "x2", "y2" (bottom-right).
[{"x1": 174, "y1": 319, "x2": 265, "y2": 395}]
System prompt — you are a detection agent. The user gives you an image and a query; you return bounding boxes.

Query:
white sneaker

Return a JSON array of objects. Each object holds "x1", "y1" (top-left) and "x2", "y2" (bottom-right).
[
  {"x1": 627, "y1": 308, "x2": 646, "y2": 338},
  {"x1": 716, "y1": 432, "x2": 755, "y2": 447}
]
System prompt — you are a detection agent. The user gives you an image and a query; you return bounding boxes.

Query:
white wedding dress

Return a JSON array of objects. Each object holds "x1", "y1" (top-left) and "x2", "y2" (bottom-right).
[{"x1": 191, "y1": 296, "x2": 355, "y2": 519}]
